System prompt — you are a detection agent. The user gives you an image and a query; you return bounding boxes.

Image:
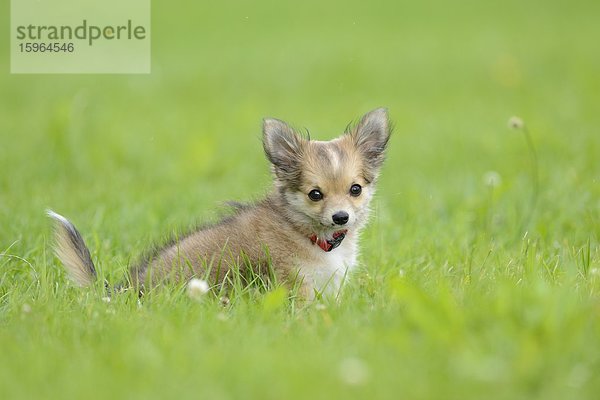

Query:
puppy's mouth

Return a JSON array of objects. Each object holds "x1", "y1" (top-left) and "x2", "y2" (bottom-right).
[{"x1": 309, "y1": 229, "x2": 348, "y2": 252}]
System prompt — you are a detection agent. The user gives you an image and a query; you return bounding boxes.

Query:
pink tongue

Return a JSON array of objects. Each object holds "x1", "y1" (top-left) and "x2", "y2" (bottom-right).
[{"x1": 332, "y1": 229, "x2": 348, "y2": 239}]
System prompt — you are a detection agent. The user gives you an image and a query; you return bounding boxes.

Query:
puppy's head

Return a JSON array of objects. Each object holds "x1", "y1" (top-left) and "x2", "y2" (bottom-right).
[{"x1": 263, "y1": 108, "x2": 391, "y2": 236}]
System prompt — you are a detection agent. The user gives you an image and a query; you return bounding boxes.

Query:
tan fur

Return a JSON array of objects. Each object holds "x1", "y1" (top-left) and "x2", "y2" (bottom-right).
[
  {"x1": 50, "y1": 108, "x2": 391, "y2": 299},
  {"x1": 132, "y1": 108, "x2": 390, "y2": 297},
  {"x1": 132, "y1": 198, "x2": 343, "y2": 290}
]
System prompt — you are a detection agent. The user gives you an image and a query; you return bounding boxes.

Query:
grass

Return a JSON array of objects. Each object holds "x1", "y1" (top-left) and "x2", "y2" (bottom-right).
[{"x1": 1, "y1": 0, "x2": 600, "y2": 398}]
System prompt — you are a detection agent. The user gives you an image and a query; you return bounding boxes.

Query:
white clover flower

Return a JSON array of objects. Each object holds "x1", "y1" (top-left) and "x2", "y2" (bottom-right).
[
  {"x1": 483, "y1": 171, "x2": 502, "y2": 188},
  {"x1": 339, "y1": 357, "x2": 370, "y2": 386},
  {"x1": 567, "y1": 364, "x2": 590, "y2": 388},
  {"x1": 187, "y1": 278, "x2": 209, "y2": 299},
  {"x1": 508, "y1": 116, "x2": 524, "y2": 129},
  {"x1": 220, "y1": 296, "x2": 231, "y2": 307},
  {"x1": 217, "y1": 312, "x2": 229, "y2": 321}
]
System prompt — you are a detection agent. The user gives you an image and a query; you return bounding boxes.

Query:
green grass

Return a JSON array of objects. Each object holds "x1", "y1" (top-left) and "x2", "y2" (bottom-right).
[{"x1": 1, "y1": 0, "x2": 600, "y2": 398}]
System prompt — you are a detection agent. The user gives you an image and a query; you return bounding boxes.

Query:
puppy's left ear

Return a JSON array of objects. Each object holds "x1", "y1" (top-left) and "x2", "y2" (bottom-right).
[{"x1": 350, "y1": 108, "x2": 391, "y2": 182}]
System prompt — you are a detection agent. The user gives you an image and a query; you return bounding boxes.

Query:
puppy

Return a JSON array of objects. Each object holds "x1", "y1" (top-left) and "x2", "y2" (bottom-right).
[{"x1": 48, "y1": 108, "x2": 391, "y2": 299}]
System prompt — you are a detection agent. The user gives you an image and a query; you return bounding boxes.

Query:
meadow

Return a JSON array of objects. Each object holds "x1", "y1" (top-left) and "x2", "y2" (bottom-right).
[{"x1": 1, "y1": 1, "x2": 599, "y2": 398}]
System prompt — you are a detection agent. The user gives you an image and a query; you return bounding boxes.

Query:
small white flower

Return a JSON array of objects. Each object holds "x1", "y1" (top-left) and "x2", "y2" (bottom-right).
[
  {"x1": 220, "y1": 296, "x2": 230, "y2": 307},
  {"x1": 567, "y1": 364, "x2": 590, "y2": 388},
  {"x1": 101, "y1": 296, "x2": 111, "y2": 303},
  {"x1": 187, "y1": 278, "x2": 209, "y2": 299},
  {"x1": 21, "y1": 303, "x2": 32, "y2": 314},
  {"x1": 339, "y1": 357, "x2": 370, "y2": 386},
  {"x1": 217, "y1": 312, "x2": 229, "y2": 321},
  {"x1": 483, "y1": 171, "x2": 502, "y2": 188},
  {"x1": 508, "y1": 116, "x2": 524, "y2": 129}
]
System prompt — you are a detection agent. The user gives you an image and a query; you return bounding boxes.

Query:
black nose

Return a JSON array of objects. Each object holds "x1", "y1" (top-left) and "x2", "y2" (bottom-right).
[{"x1": 332, "y1": 211, "x2": 349, "y2": 225}]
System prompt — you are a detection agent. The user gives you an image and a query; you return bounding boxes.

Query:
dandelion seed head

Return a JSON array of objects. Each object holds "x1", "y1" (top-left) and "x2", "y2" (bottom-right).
[
  {"x1": 187, "y1": 278, "x2": 209, "y2": 299},
  {"x1": 483, "y1": 171, "x2": 502, "y2": 188},
  {"x1": 339, "y1": 357, "x2": 370, "y2": 386},
  {"x1": 508, "y1": 116, "x2": 524, "y2": 130}
]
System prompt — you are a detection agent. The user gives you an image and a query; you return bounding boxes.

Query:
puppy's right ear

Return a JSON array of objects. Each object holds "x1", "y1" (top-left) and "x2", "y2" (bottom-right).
[{"x1": 262, "y1": 118, "x2": 304, "y2": 183}]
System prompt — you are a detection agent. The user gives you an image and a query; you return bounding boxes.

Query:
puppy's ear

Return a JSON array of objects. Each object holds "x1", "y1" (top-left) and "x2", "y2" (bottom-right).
[
  {"x1": 350, "y1": 108, "x2": 391, "y2": 182},
  {"x1": 263, "y1": 118, "x2": 304, "y2": 185}
]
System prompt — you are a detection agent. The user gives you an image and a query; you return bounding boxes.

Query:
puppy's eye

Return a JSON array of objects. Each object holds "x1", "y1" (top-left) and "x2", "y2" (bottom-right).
[
  {"x1": 349, "y1": 184, "x2": 362, "y2": 197},
  {"x1": 308, "y1": 189, "x2": 323, "y2": 201}
]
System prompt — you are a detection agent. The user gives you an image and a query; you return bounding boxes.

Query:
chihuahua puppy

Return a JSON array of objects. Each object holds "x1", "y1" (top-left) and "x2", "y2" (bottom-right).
[{"x1": 48, "y1": 108, "x2": 391, "y2": 299}]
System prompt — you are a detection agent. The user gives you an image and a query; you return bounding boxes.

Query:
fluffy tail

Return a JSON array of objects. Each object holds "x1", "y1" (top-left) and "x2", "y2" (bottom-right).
[{"x1": 47, "y1": 210, "x2": 97, "y2": 287}]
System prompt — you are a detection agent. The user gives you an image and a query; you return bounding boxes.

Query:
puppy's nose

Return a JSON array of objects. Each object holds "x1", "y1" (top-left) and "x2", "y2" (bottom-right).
[{"x1": 332, "y1": 211, "x2": 349, "y2": 225}]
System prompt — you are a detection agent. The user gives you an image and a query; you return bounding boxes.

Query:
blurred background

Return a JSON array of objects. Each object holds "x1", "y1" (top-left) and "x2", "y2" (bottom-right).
[
  {"x1": 1, "y1": 0, "x2": 599, "y2": 274},
  {"x1": 2, "y1": 1, "x2": 600, "y2": 399}
]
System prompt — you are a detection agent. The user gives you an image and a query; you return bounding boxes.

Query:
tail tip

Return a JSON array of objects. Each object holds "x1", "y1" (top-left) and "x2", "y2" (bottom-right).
[
  {"x1": 46, "y1": 209, "x2": 68, "y2": 224},
  {"x1": 46, "y1": 209, "x2": 97, "y2": 287}
]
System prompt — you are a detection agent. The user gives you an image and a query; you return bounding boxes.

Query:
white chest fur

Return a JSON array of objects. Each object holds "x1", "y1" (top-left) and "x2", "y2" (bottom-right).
[{"x1": 297, "y1": 237, "x2": 359, "y2": 298}]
